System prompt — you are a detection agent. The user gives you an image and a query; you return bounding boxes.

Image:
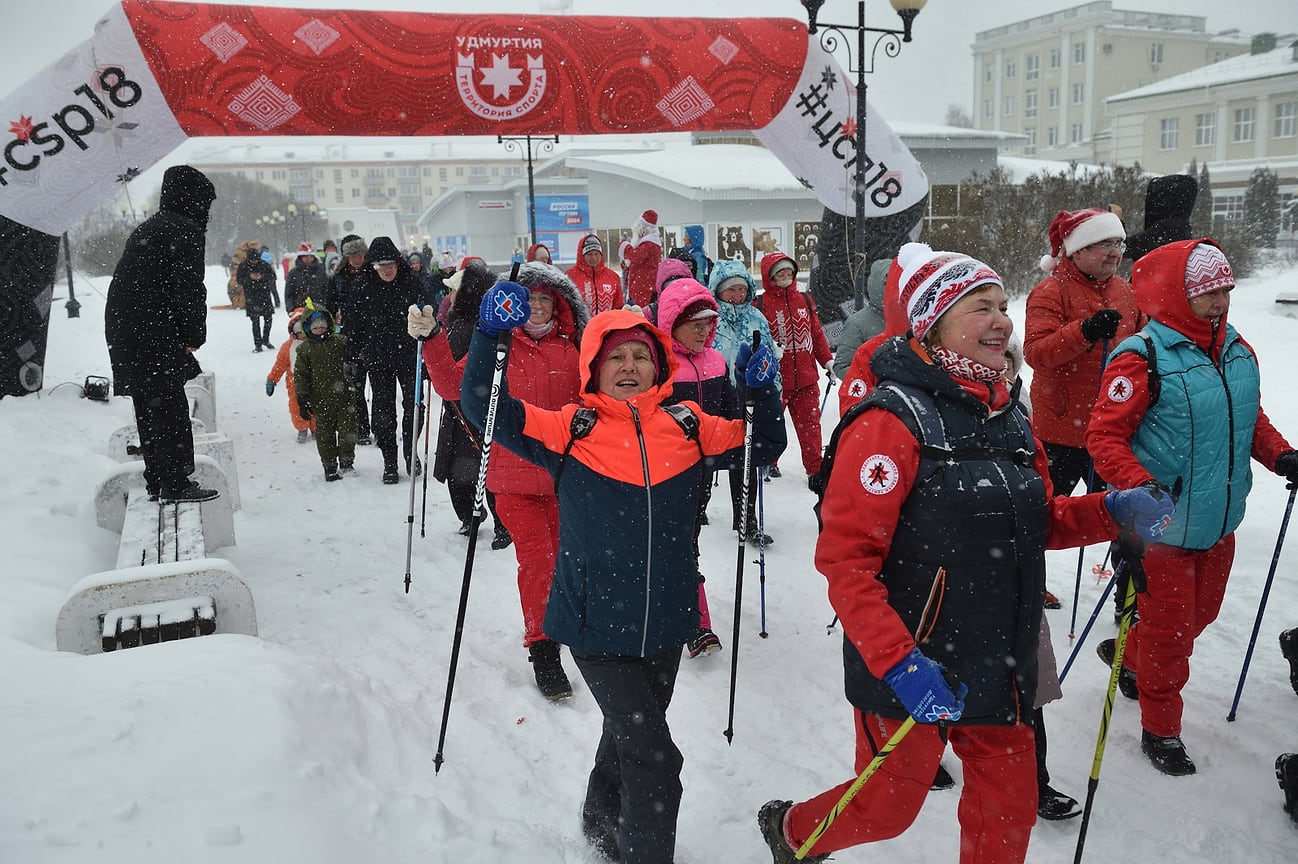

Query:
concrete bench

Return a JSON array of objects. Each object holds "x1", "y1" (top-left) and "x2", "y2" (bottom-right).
[
  {"x1": 184, "y1": 371, "x2": 218, "y2": 432},
  {"x1": 94, "y1": 457, "x2": 235, "y2": 553},
  {"x1": 106, "y1": 425, "x2": 241, "y2": 510}
]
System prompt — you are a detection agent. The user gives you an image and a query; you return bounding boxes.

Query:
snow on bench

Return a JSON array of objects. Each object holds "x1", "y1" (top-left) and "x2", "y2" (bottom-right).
[
  {"x1": 100, "y1": 595, "x2": 217, "y2": 652},
  {"x1": 106, "y1": 423, "x2": 241, "y2": 511}
]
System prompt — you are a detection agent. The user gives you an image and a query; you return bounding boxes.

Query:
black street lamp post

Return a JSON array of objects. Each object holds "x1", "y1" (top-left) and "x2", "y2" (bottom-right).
[
  {"x1": 498, "y1": 134, "x2": 559, "y2": 247},
  {"x1": 798, "y1": 0, "x2": 927, "y2": 310}
]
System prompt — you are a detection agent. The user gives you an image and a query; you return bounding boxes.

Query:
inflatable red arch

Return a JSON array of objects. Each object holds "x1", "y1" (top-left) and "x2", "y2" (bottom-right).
[{"x1": 0, "y1": 0, "x2": 927, "y2": 396}]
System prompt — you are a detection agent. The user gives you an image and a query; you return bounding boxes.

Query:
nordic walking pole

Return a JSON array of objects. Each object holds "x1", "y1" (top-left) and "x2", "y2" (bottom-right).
[
  {"x1": 1070, "y1": 338, "x2": 1110, "y2": 640},
  {"x1": 435, "y1": 270, "x2": 520, "y2": 774},
  {"x1": 1058, "y1": 560, "x2": 1124, "y2": 684},
  {"x1": 724, "y1": 331, "x2": 760, "y2": 745},
  {"x1": 1074, "y1": 561, "x2": 1140, "y2": 864},
  {"x1": 797, "y1": 716, "x2": 916, "y2": 859},
  {"x1": 1227, "y1": 484, "x2": 1297, "y2": 721},
  {"x1": 818, "y1": 369, "x2": 835, "y2": 417},
  {"x1": 757, "y1": 466, "x2": 768, "y2": 638},
  {"x1": 403, "y1": 327, "x2": 427, "y2": 593},
  {"x1": 419, "y1": 380, "x2": 434, "y2": 537}
]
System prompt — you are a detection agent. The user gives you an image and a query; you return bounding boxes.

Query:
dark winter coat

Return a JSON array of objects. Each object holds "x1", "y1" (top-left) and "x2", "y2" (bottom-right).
[
  {"x1": 1125, "y1": 174, "x2": 1198, "y2": 263},
  {"x1": 460, "y1": 310, "x2": 787, "y2": 656},
  {"x1": 284, "y1": 258, "x2": 327, "y2": 311},
  {"x1": 293, "y1": 314, "x2": 354, "y2": 419},
  {"x1": 104, "y1": 165, "x2": 215, "y2": 395},
  {"x1": 323, "y1": 263, "x2": 363, "y2": 339},
  {"x1": 237, "y1": 256, "x2": 280, "y2": 317},
  {"x1": 346, "y1": 237, "x2": 421, "y2": 370}
]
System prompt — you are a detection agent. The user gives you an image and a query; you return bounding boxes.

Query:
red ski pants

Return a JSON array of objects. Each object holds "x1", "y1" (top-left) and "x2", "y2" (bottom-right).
[
  {"x1": 782, "y1": 382, "x2": 824, "y2": 477},
  {"x1": 1123, "y1": 534, "x2": 1234, "y2": 737},
  {"x1": 786, "y1": 711, "x2": 1037, "y2": 864},
  {"x1": 493, "y1": 492, "x2": 560, "y2": 648}
]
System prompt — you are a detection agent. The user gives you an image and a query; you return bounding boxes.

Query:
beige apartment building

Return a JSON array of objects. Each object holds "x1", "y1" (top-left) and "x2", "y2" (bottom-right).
[
  {"x1": 974, "y1": 1, "x2": 1248, "y2": 162},
  {"x1": 1102, "y1": 38, "x2": 1298, "y2": 226}
]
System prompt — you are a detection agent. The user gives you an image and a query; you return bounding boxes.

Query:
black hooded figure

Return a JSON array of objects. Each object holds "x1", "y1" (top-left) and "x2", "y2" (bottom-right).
[
  {"x1": 1124, "y1": 174, "x2": 1198, "y2": 263},
  {"x1": 348, "y1": 235, "x2": 423, "y2": 483},
  {"x1": 104, "y1": 165, "x2": 219, "y2": 503}
]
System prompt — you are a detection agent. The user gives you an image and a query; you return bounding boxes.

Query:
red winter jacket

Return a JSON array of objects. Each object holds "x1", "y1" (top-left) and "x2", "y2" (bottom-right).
[
  {"x1": 757, "y1": 253, "x2": 832, "y2": 392},
  {"x1": 566, "y1": 235, "x2": 624, "y2": 314},
  {"x1": 623, "y1": 237, "x2": 662, "y2": 308},
  {"x1": 1023, "y1": 256, "x2": 1143, "y2": 448}
]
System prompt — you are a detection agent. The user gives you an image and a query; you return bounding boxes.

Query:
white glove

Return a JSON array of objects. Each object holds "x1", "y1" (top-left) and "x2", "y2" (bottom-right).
[{"x1": 407, "y1": 304, "x2": 437, "y2": 339}]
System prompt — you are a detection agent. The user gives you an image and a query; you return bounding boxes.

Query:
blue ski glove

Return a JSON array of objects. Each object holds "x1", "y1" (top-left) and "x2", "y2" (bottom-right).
[
  {"x1": 478, "y1": 281, "x2": 531, "y2": 338},
  {"x1": 1105, "y1": 484, "x2": 1174, "y2": 544},
  {"x1": 736, "y1": 341, "x2": 778, "y2": 389},
  {"x1": 882, "y1": 647, "x2": 967, "y2": 723},
  {"x1": 264, "y1": 380, "x2": 275, "y2": 397}
]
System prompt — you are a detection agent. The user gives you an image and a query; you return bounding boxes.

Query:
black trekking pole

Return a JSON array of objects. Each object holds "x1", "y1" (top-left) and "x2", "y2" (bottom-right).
[
  {"x1": 724, "y1": 331, "x2": 760, "y2": 745},
  {"x1": 1227, "y1": 484, "x2": 1297, "y2": 721},
  {"x1": 826, "y1": 614, "x2": 838, "y2": 634},
  {"x1": 403, "y1": 333, "x2": 427, "y2": 593},
  {"x1": 419, "y1": 385, "x2": 434, "y2": 538},
  {"x1": 434, "y1": 332, "x2": 510, "y2": 773},
  {"x1": 1057, "y1": 560, "x2": 1124, "y2": 684},
  {"x1": 1070, "y1": 338, "x2": 1110, "y2": 640},
  {"x1": 757, "y1": 465, "x2": 768, "y2": 638}
]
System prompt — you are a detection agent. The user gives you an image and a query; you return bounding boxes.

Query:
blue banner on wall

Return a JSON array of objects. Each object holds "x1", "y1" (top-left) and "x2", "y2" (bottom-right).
[{"x1": 529, "y1": 196, "x2": 590, "y2": 232}]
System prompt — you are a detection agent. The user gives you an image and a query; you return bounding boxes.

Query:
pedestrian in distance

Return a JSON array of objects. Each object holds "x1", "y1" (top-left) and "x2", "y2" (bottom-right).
[
  {"x1": 759, "y1": 242, "x2": 1173, "y2": 864},
  {"x1": 1086, "y1": 238, "x2": 1298, "y2": 776},
  {"x1": 104, "y1": 164, "x2": 220, "y2": 504},
  {"x1": 325, "y1": 234, "x2": 373, "y2": 445},
  {"x1": 265, "y1": 307, "x2": 315, "y2": 444},
  {"x1": 294, "y1": 305, "x2": 358, "y2": 482},
  {"x1": 410, "y1": 260, "x2": 589, "y2": 700},
  {"x1": 566, "y1": 234, "x2": 624, "y2": 315},
  {"x1": 622, "y1": 209, "x2": 663, "y2": 308},
  {"x1": 284, "y1": 242, "x2": 327, "y2": 311},
  {"x1": 237, "y1": 242, "x2": 281, "y2": 352},
  {"x1": 460, "y1": 288, "x2": 786, "y2": 864}
]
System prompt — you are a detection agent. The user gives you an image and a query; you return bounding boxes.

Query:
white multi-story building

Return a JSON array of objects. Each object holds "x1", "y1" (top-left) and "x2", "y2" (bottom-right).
[{"x1": 973, "y1": 1, "x2": 1248, "y2": 162}]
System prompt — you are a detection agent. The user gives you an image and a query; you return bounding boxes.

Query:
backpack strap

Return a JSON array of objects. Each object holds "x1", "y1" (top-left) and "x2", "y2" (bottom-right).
[{"x1": 552, "y1": 403, "x2": 703, "y2": 493}]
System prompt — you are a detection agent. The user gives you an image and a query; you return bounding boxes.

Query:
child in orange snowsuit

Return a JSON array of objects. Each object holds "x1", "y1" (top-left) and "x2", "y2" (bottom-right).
[{"x1": 266, "y1": 307, "x2": 315, "y2": 442}]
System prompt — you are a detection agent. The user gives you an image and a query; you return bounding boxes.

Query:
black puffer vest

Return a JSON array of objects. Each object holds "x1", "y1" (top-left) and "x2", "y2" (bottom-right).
[{"x1": 843, "y1": 340, "x2": 1048, "y2": 726}]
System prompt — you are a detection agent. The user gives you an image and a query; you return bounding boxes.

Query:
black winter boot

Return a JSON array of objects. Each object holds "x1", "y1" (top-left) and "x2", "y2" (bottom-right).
[
  {"x1": 931, "y1": 761, "x2": 955, "y2": 790},
  {"x1": 1037, "y1": 783, "x2": 1082, "y2": 820},
  {"x1": 757, "y1": 800, "x2": 827, "y2": 863},
  {"x1": 323, "y1": 463, "x2": 340, "y2": 482},
  {"x1": 491, "y1": 522, "x2": 513, "y2": 550},
  {"x1": 1280, "y1": 629, "x2": 1298, "y2": 696},
  {"x1": 158, "y1": 480, "x2": 219, "y2": 503},
  {"x1": 1277, "y1": 753, "x2": 1298, "y2": 823},
  {"x1": 1141, "y1": 730, "x2": 1196, "y2": 776},
  {"x1": 528, "y1": 639, "x2": 572, "y2": 701},
  {"x1": 1096, "y1": 638, "x2": 1140, "y2": 700},
  {"x1": 381, "y1": 451, "x2": 399, "y2": 485}
]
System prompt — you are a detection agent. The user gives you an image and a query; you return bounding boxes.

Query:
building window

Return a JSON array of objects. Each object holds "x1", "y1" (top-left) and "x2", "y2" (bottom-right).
[
  {"x1": 470, "y1": 165, "x2": 488, "y2": 178},
  {"x1": 1025, "y1": 127, "x2": 1036, "y2": 155},
  {"x1": 439, "y1": 167, "x2": 448, "y2": 181},
  {"x1": 1049, "y1": 47, "x2": 1061, "y2": 69},
  {"x1": 255, "y1": 170, "x2": 264, "y2": 180},
  {"x1": 984, "y1": 61, "x2": 993, "y2": 83},
  {"x1": 1275, "y1": 101, "x2": 1298, "y2": 138},
  {"x1": 1149, "y1": 43, "x2": 1164, "y2": 65},
  {"x1": 386, "y1": 168, "x2": 395, "y2": 178},
  {"x1": 1234, "y1": 107, "x2": 1254, "y2": 142},
  {"x1": 1212, "y1": 193, "x2": 1244, "y2": 225},
  {"x1": 456, "y1": 167, "x2": 464, "y2": 177},
  {"x1": 1072, "y1": 42, "x2": 1085, "y2": 64},
  {"x1": 1004, "y1": 58, "x2": 1016, "y2": 79},
  {"x1": 351, "y1": 188, "x2": 360, "y2": 199},
  {"x1": 423, "y1": 167, "x2": 432, "y2": 177},
  {"x1": 1070, "y1": 123, "x2": 1083, "y2": 144},
  {"x1": 1003, "y1": 95, "x2": 1014, "y2": 116},
  {"x1": 1047, "y1": 87, "x2": 1059, "y2": 109},
  {"x1": 335, "y1": 189, "x2": 344, "y2": 203},
  {"x1": 387, "y1": 187, "x2": 396, "y2": 196},
  {"x1": 1195, "y1": 113, "x2": 1216, "y2": 147},
  {"x1": 1159, "y1": 117, "x2": 1179, "y2": 150},
  {"x1": 1025, "y1": 53, "x2": 1039, "y2": 80},
  {"x1": 313, "y1": 169, "x2": 323, "y2": 180},
  {"x1": 1047, "y1": 126, "x2": 1058, "y2": 147},
  {"x1": 333, "y1": 169, "x2": 342, "y2": 183},
  {"x1": 983, "y1": 99, "x2": 993, "y2": 119},
  {"x1": 1072, "y1": 83, "x2": 1084, "y2": 105},
  {"x1": 1025, "y1": 90, "x2": 1037, "y2": 119}
]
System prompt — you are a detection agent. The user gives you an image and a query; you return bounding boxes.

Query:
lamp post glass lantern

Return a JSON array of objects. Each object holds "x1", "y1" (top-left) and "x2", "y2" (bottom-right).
[
  {"x1": 798, "y1": 0, "x2": 927, "y2": 310},
  {"x1": 498, "y1": 134, "x2": 559, "y2": 247}
]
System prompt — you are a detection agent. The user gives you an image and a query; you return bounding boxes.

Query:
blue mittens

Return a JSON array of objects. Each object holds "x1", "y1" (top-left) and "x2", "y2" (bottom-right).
[
  {"x1": 883, "y1": 647, "x2": 967, "y2": 723},
  {"x1": 1104, "y1": 484, "x2": 1174, "y2": 544},
  {"x1": 735, "y1": 341, "x2": 778, "y2": 389},
  {"x1": 478, "y1": 281, "x2": 531, "y2": 337},
  {"x1": 264, "y1": 380, "x2": 275, "y2": 397}
]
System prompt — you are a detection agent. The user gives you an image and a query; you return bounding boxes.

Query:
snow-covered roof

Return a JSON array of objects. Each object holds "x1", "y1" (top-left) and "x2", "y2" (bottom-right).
[
  {"x1": 890, "y1": 122, "x2": 1026, "y2": 145},
  {"x1": 996, "y1": 155, "x2": 1109, "y2": 183},
  {"x1": 566, "y1": 145, "x2": 810, "y2": 199},
  {"x1": 1109, "y1": 40, "x2": 1298, "y2": 102}
]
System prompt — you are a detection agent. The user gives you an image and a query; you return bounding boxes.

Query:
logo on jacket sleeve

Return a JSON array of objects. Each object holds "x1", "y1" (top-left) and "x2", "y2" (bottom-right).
[
  {"x1": 860, "y1": 454, "x2": 899, "y2": 495},
  {"x1": 846, "y1": 377, "x2": 866, "y2": 398},
  {"x1": 1107, "y1": 375, "x2": 1134, "y2": 403}
]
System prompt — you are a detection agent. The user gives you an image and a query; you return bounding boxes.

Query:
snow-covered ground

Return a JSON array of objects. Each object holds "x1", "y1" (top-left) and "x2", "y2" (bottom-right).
[{"x1": 2, "y1": 260, "x2": 1296, "y2": 863}]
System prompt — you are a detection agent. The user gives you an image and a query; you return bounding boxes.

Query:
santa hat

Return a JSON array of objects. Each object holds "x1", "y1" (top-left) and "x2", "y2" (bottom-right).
[
  {"x1": 896, "y1": 242, "x2": 1003, "y2": 343},
  {"x1": 1039, "y1": 208, "x2": 1126, "y2": 272},
  {"x1": 296, "y1": 242, "x2": 315, "y2": 256},
  {"x1": 640, "y1": 210, "x2": 658, "y2": 227},
  {"x1": 1184, "y1": 242, "x2": 1234, "y2": 299}
]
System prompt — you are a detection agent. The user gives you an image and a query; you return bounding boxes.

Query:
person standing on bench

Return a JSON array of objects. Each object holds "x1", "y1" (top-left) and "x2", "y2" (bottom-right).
[{"x1": 105, "y1": 165, "x2": 220, "y2": 504}]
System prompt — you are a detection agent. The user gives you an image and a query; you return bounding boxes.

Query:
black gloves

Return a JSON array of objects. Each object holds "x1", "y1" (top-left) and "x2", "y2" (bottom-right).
[
  {"x1": 298, "y1": 399, "x2": 312, "y2": 421},
  {"x1": 1276, "y1": 451, "x2": 1298, "y2": 489},
  {"x1": 1080, "y1": 309, "x2": 1122, "y2": 343}
]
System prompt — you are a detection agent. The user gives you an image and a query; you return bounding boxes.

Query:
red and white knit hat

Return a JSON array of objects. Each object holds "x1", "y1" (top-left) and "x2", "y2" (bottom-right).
[
  {"x1": 1184, "y1": 242, "x2": 1234, "y2": 298},
  {"x1": 1039, "y1": 208, "x2": 1126, "y2": 272},
  {"x1": 897, "y1": 242, "x2": 1003, "y2": 342}
]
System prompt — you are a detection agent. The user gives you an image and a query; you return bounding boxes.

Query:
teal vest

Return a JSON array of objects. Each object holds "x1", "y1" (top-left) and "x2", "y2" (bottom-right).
[{"x1": 1115, "y1": 320, "x2": 1259, "y2": 550}]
